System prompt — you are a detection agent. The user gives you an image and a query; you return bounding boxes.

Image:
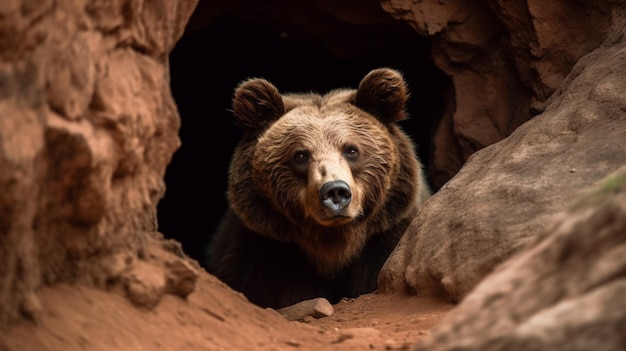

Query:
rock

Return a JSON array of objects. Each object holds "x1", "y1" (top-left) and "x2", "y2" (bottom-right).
[
  {"x1": 339, "y1": 326, "x2": 381, "y2": 339},
  {"x1": 0, "y1": 0, "x2": 197, "y2": 326},
  {"x1": 379, "y1": 14, "x2": 626, "y2": 302},
  {"x1": 122, "y1": 261, "x2": 166, "y2": 309},
  {"x1": 19, "y1": 292, "x2": 42, "y2": 323},
  {"x1": 381, "y1": 0, "x2": 612, "y2": 187},
  {"x1": 165, "y1": 257, "x2": 199, "y2": 298},
  {"x1": 276, "y1": 297, "x2": 335, "y2": 321},
  {"x1": 332, "y1": 327, "x2": 382, "y2": 349},
  {"x1": 384, "y1": 338, "x2": 411, "y2": 350},
  {"x1": 412, "y1": 168, "x2": 626, "y2": 351}
]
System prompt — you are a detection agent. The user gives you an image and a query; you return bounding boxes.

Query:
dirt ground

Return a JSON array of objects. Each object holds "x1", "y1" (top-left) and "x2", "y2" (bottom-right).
[
  {"x1": 0, "y1": 265, "x2": 453, "y2": 351},
  {"x1": 305, "y1": 293, "x2": 453, "y2": 350}
]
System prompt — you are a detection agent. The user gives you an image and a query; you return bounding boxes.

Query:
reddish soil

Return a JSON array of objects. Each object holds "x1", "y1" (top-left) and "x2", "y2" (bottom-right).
[
  {"x1": 0, "y1": 249, "x2": 453, "y2": 351},
  {"x1": 306, "y1": 293, "x2": 452, "y2": 350}
]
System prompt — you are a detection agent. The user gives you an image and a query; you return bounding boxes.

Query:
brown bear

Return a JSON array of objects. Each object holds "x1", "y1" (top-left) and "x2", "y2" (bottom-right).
[{"x1": 208, "y1": 68, "x2": 430, "y2": 309}]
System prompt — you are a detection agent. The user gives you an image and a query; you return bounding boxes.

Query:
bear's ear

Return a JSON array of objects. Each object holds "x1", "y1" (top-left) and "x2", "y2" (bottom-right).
[
  {"x1": 231, "y1": 78, "x2": 285, "y2": 131},
  {"x1": 355, "y1": 68, "x2": 409, "y2": 123}
]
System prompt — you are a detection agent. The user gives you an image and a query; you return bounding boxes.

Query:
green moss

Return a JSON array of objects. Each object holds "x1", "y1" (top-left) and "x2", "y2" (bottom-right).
[
  {"x1": 571, "y1": 170, "x2": 626, "y2": 210},
  {"x1": 596, "y1": 172, "x2": 626, "y2": 194}
]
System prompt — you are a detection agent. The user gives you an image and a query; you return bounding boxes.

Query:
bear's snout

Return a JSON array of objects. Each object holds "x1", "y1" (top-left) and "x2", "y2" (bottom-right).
[{"x1": 319, "y1": 180, "x2": 352, "y2": 212}]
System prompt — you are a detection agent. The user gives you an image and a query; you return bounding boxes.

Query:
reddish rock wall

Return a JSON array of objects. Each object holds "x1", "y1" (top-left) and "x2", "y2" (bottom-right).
[
  {"x1": 381, "y1": 0, "x2": 611, "y2": 186},
  {"x1": 0, "y1": 0, "x2": 197, "y2": 326}
]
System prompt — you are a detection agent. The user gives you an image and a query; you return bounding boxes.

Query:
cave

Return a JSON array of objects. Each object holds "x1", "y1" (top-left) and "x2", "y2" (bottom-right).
[
  {"x1": 2, "y1": 0, "x2": 625, "y2": 349},
  {"x1": 157, "y1": 7, "x2": 449, "y2": 267}
]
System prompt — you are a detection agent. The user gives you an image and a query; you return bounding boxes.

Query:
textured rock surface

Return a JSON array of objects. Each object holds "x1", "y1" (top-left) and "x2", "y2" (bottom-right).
[
  {"x1": 379, "y1": 10, "x2": 626, "y2": 302},
  {"x1": 381, "y1": 0, "x2": 612, "y2": 187},
  {"x1": 413, "y1": 169, "x2": 626, "y2": 351},
  {"x1": 0, "y1": 0, "x2": 197, "y2": 326}
]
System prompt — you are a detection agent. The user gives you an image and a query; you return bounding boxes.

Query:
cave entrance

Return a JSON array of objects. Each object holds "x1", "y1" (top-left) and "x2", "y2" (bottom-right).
[{"x1": 157, "y1": 8, "x2": 448, "y2": 267}]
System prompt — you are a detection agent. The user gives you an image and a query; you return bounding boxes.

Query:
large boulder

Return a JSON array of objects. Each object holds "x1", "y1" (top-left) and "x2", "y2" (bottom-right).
[
  {"x1": 413, "y1": 168, "x2": 626, "y2": 351},
  {"x1": 379, "y1": 10, "x2": 626, "y2": 302}
]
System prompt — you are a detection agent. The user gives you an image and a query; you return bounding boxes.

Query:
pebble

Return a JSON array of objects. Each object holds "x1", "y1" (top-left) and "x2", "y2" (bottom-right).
[{"x1": 276, "y1": 297, "x2": 334, "y2": 321}]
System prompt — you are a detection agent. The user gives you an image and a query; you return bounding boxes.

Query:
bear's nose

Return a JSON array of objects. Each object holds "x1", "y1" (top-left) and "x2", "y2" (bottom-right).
[{"x1": 319, "y1": 180, "x2": 352, "y2": 212}]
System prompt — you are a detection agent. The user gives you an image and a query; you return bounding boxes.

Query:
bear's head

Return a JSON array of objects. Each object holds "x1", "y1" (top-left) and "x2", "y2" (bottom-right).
[{"x1": 226, "y1": 68, "x2": 426, "y2": 275}]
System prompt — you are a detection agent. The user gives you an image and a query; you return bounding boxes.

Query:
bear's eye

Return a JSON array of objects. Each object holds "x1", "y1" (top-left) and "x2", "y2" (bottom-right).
[
  {"x1": 344, "y1": 146, "x2": 359, "y2": 160},
  {"x1": 293, "y1": 150, "x2": 309, "y2": 165}
]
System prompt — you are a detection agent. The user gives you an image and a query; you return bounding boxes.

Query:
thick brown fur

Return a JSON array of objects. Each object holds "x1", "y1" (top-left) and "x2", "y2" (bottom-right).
[{"x1": 208, "y1": 68, "x2": 430, "y2": 309}]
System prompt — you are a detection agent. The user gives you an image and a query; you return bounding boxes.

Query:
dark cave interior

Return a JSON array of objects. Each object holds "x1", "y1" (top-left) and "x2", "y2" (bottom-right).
[{"x1": 157, "y1": 11, "x2": 448, "y2": 268}]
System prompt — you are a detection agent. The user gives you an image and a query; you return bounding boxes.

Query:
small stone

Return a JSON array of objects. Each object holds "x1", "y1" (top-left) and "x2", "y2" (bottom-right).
[
  {"x1": 334, "y1": 328, "x2": 382, "y2": 347},
  {"x1": 165, "y1": 257, "x2": 199, "y2": 298},
  {"x1": 102, "y1": 252, "x2": 134, "y2": 280},
  {"x1": 285, "y1": 339, "x2": 300, "y2": 347},
  {"x1": 384, "y1": 339, "x2": 411, "y2": 350},
  {"x1": 20, "y1": 292, "x2": 42, "y2": 323},
  {"x1": 123, "y1": 261, "x2": 166, "y2": 309},
  {"x1": 340, "y1": 327, "x2": 381, "y2": 339},
  {"x1": 276, "y1": 297, "x2": 334, "y2": 321}
]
